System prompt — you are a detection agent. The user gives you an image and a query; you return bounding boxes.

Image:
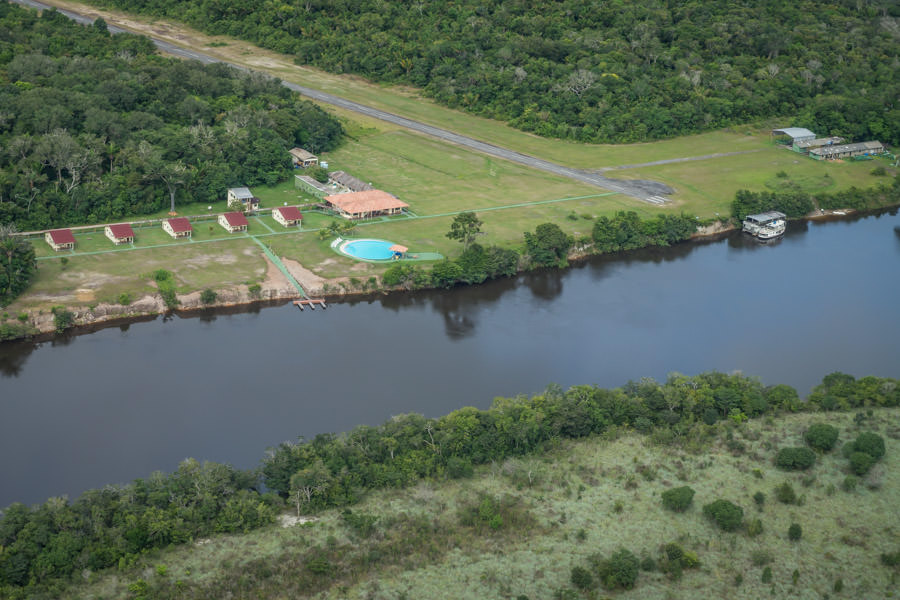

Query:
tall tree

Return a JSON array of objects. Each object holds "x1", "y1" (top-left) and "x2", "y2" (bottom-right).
[
  {"x1": 0, "y1": 225, "x2": 37, "y2": 305},
  {"x1": 446, "y1": 211, "x2": 483, "y2": 251}
]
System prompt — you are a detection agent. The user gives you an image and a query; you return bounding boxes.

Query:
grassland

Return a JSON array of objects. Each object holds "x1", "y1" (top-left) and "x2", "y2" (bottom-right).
[{"x1": 69, "y1": 408, "x2": 900, "y2": 600}]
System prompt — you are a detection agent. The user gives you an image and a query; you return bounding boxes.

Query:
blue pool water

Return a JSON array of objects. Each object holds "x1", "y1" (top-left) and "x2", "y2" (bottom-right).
[{"x1": 340, "y1": 239, "x2": 396, "y2": 260}]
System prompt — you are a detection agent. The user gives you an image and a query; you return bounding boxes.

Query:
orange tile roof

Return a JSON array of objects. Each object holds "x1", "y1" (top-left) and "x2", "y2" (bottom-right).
[{"x1": 324, "y1": 190, "x2": 408, "y2": 215}]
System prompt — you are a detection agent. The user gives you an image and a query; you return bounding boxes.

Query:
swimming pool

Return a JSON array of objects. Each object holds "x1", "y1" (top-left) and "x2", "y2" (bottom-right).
[{"x1": 339, "y1": 239, "x2": 397, "y2": 261}]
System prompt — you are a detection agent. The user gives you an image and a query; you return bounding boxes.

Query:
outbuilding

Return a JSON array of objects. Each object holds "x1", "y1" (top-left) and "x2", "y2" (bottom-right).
[
  {"x1": 105, "y1": 223, "x2": 134, "y2": 245},
  {"x1": 289, "y1": 148, "x2": 318, "y2": 168},
  {"x1": 809, "y1": 141, "x2": 884, "y2": 160},
  {"x1": 45, "y1": 228, "x2": 75, "y2": 251},
  {"x1": 329, "y1": 171, "x2": 373, "y2": 192},
  {"x1": 227, "y1": 187, "x2": 259, "y2": 211},
  {"x1": 324, "y1": 190, "x2": 409, "y2": 220},
  {"x1": 273, "y1": 206, "x2": 303, "y2": 227},
  {"x1": 772, "y1": 127, "x2": 816, "y2": 144},
  {"x1": 163, "y1": 217, "x2": 193, "y2": 239},
  {"x1": 219, "y1": 211, "x2": 248, "y2": 233}
]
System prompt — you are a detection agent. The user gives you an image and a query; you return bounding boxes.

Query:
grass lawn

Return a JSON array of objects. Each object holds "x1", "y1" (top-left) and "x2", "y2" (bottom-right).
[
  {"x1": 623, "y1": 150, "x2": 889, "y2": 216},
  {"x1": 10, "y1": 236, "x2": 265, "y2": 313}
]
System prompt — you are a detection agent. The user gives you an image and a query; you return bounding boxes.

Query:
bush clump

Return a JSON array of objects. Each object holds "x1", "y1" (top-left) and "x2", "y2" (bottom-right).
[
  {"x1": 774, "y1": 482, "x2": 797, "y2": 504},
  {"x1": 703, "y1": 499, "x2": 744, "y2": 532},
  {"x1": 804, "y1": 423, "x2": 839, "y2": 452},
  {"x1": 788, "y1": 523, "x2": 802, "y2": 541},
  {"x1": 659, "y1": 542, "x2": 700, "y2": 579},
  {"x1": 594, "y1": 548, "x2": 640, "y2": 590},
  {"x1": 848, "y1": 451, "x2": 875, "y2": 476},
  {"x1": 848, "y1": 432, "x2": 886, "y2": 460},
  {"x1": 200, "y1": 288, "x2": 218, "y2": 304},
  {"x1": 570, "y1": 565, "x2": 594, "y2": 590},
  {"x1": 661, "y1": 486, "x2": 695, "y2": 513},
  {"x1": 775, "y1": 447, "x2": 816, "y2": 470}
]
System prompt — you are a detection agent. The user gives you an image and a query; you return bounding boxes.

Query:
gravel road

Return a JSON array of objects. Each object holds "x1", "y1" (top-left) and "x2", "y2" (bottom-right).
[{"x1": 13, "y1": 0, "x2": 673, "y2": 204}]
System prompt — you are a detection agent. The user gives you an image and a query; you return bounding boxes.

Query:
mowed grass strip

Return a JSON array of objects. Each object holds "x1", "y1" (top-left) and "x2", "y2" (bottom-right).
[{"x1": 623, "y1": 148, "x2": 887, "y2": 216}]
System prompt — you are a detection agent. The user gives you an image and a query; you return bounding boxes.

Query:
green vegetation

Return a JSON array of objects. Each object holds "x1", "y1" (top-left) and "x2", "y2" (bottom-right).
[
  {"x1": 788, "y1": 523, "x2": 803, "y2": 542},
  {"x1": 774, "y1": 447, "x2": 817, "y2": 471},
  {"x1": 0, "y1": 225, "x2": 36, "y2": 306},
  {"x1": 0, "y1": 3, "x2": 342, "y2": 231},
  {"x1": 805, "y1": 423, "x2": 840, "y2": 452},
  {"x1": 594, "y1": 548, "x2": 640, "y2": 590},
  {"x1": 151, "y1": 269, "x2": 178, "y2": 309},
  {"x1": 199, "y1": 288, "x2": 217, "y2": 304},
  {"x1": 661, "y1": 486, "x2": 695, "y2": 513},
  {"x1": 591, "y1": 211, "x2": 698, "y2": 253},
  {"x1": 5, "y1": 401, "x2": 894, "y2": 600},
  {"x1": 702, "y1": 499, "x2": 744, "y2": 532},
  {"x1": 84, "y1": 0, "x2": 900, "y2": 146}
]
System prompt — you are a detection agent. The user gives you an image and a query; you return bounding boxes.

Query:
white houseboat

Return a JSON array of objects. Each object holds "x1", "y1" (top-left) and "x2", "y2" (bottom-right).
[{"x1": 742, "y1": 211, "x2": 786, "y2": 240}]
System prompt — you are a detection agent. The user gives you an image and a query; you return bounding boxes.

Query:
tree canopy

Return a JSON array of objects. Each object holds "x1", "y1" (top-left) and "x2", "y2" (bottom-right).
[
  {"x1": 84, "y1": 0, "x2": 900, "y2": 145},
  {"x1": 0, "y1": 4, "x2": 343, "y2": 231},
  {"x1": 0, "y1": 225, "x2": 36, "y2": 305}
]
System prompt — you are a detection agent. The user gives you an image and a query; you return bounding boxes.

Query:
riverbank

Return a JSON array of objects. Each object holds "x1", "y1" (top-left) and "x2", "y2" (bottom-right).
[{"x1": 3, "y1": 204, "x2": 896, "y2": 343}]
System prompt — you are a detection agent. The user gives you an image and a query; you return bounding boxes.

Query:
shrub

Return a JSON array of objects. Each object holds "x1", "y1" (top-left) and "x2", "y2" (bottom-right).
[
  {"x1": 841, "y1": 475, "x2": 858, "y2": 492},
  {"x1": 747, "y1": 518, "x2": 764, "y2": 538},
  {"x1": 596, "y1": 548, "x2": 640, "y2": 590},
  {"x1": 775, "y1": 447, "x2": 816, "y2": 470},
  {"x1": 753, "y1": 491, "x2": 766, "y2": 508},
  {"x1": 570, "y1": 565, "x2": 594, "y2": 590},
  {"x1": 51, "y1": 306, "x2": 74, "y2": 333},
  {"x1": 850, "y1": 432, "x2": 885, "y2": 460},
  {"x1": 881, "y1": 550, "x2": 900, "y2": 567},
  {"x1": 661, "y1": 486, "x2": 695, "y2": 512},
  {"x1": 834, "y1": 578, "x2": 844, "y2": 592},
  {"x1": 788, "y1": 523, "x2": 802, "y2": 541},
  {"x1": 118, "y1": 292, "x2": 133, "y2": 305},
  {"x1": 774, "y1": 482, "x2": 797, "y2": 504},
  {"x1": 761, "y1": 566, "x2": 772, "y2": 583},
  {"x1": 751, "y1": 550, "x2": 772, "y2": 566},
  {"x1": 703, "y1": 499, "x2": 744, "y2": 532},
  {"x1": 871, "y1": 166, "x2": 887, "y2": 176},
  {"x1": 248, "y1": 283, "x2": 262, "y2": 298},
  {"x1": 804, "y1": 423, "x2": 839, "y2": 452},
  {"x1": 849, "y1": 451, "x2": 875, "y2": 476},
  {"x1": 200, "y1": 289, "x2": 217, "y2": 304}
]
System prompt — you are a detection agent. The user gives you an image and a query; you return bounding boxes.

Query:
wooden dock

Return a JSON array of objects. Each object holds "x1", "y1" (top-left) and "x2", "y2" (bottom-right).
[{"x1": 293, "y1": 298, "x2": 327, "y2": 311}]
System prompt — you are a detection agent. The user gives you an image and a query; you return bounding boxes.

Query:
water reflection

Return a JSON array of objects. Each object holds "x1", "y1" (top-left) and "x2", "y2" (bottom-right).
[
  {"x1": 0, "y1": 340, "x2": 37, "y2": 377},
  {"x1": 1, "y1": 210, "x2": 898, "y2": 507}
]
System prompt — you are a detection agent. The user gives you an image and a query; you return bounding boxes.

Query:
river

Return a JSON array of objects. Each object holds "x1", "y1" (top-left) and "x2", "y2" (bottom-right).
[{"x1": 2, "y1": 210, "x2": 899, "y2": 507}]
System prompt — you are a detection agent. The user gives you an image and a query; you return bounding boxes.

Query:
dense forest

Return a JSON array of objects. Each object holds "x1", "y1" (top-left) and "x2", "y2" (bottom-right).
[
  {"x1": 86, "y1": 0, "x2": 900, "y2": 144},
  {"x1": 0, "y1": 3, "x2": 343, "y2": 231},
  {"x1": 0, "y1": 370, "x2": 897, "y2": 597}
]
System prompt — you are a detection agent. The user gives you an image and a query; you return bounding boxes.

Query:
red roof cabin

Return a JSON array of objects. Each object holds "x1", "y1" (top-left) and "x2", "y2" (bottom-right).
[
  {"x1": 273, "y1": 206, "x2": 303, "y2": 227},
  {"x1": 218, "y1": 211, "x2": 248, "y2": 233},
  {"x1": 105, "y1": 223, "x2": 134, "y2": 245},
  {"x1": 163, "y1": 217, "x2": 192, "y2": 239},
  {"x1": 45, "y1": 228, "x2": 75, "y2": 251},
  {"x1": 324, "y1": 190, "x2": 409, "y2": 220}
]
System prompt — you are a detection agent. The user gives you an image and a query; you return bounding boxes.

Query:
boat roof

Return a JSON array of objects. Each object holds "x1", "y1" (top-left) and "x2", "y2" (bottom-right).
[{"x1": 745, "y1": 211, "x2": 786, "y2": 222}]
